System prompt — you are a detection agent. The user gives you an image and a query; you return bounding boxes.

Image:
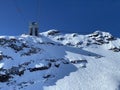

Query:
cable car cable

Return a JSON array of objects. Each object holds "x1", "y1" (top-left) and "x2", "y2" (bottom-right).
[{"x1": 12, "y1": 0, "x2": 28, "y2": 23}]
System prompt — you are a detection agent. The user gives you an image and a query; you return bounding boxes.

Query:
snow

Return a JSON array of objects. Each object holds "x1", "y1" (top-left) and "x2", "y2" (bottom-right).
[
  {"x1": 0, "y1": 63, "x2": 4, "y2": 68},
  {"x1": 0, "y1": 30, "x2": 120, "y2": 90},
  {"x1": 35, "y1": 63, "x2": 45, "y2": 68},
  {"x1": 0, "y1": 36, "x2": 6, "y2": 39}
]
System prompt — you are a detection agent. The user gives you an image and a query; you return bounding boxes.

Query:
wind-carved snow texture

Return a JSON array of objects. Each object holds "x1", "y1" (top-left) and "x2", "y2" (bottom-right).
[{"x1": 0, "y1": 30, "x2": 120, "y2": 90}]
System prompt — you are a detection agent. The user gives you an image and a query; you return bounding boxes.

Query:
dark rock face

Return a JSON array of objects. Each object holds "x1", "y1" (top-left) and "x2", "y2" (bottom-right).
[
  {"x1": 8, "y1": 44, "x2": 23, "y2": 51},
  {"x1": 0, "y1": 38, "x2": 17, "y2": 46},
  {"x1": 0, "y1": 67, "x2": 25, "y2": 80},
  {"x1": 72, "y1": 33, "x2": 78, "y2": 37},
  {"x1": 0, "y1": 74, "x2": 11, "y2": 82},
  {"x1": 21, "y1": 47, "x2": 41, "y2": 56},
  {"x1": 28, "y1": 58, "x2": 69, "y2": 72},
  {"x1": 71, "y1": 60, "x2": 88, "y2": 68},
  {"x1": 29, "y1": 63, "x2": 51, "y2": 72},
  {"x1": 88, "y1": 31, "x2": 116, "y2": 45},
  {"x1": 0, "y1": 38, "x2": 8, "y2": 46},
  {"x1": 0, "y1": 38, "x2": 29, "y2": 53},
  {"x1": 43, "y1": 74, "x2": 51, "y2": 78},
  {"x1": 57, "y1": 37, "x2": 65, "y2": 41},
  {"x1": 0, "y1": 61, "x2": 31, "y2": 82},
  {"x1": 56, "y1": 31, "x2": 118, "y2": 48},
  {"x1": 0, "y1": 52, "x2": 13, "y2": 60},
  {"x1": 0, "y1": 37, "x2": 43, "y2": 56},
  {"x1": 109, "y1": 47, "x2": 120, "y2": 52},
  {"x1": 3, "y1": 55, "x2": 13, "y2": 60},
  {"x1": 0, "y1": 52, "x2": 3, "y2": 60},
  {"x1": 8, "y1": 66, "x2": 25, "y2": 76},
  {"x1": 0, "y1": 55, "x2": 3, "y2": 60},
  {"x1": 71, "y1": 60, "x2": 87, "y2": 64},
  {"x1": 47, "y1": 30, "x2": 60, "y2": 35}
]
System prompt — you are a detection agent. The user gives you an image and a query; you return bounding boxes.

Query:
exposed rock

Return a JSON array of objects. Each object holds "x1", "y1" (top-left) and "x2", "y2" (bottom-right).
[
  {"x1": 0, "y1": 52, "x2": 3, "y2": 60},
  {"x1": 66, "y1": 42, "x2": 74, "y2": 46},
  {"x1": 57, "y1": 37, "x2": 65, "y2": 41},
  {"x1": 29, "y1": 63, "x2": 51, "y2": 72},
  {"x1": 47, "y1": 30, "x2": 60, "y2": 35},
  {"x1": 8, "y1": 66, "x2": 24, "y2": 76},
  {"x1": 88, "y1": 31, "x2": 116, "y2": 45},
  {"x1": 0, "y1": 74, "x2": 11, "y2": 82},
  {"x1": 109, "y1": 47, "x2": 120, "y2": 52},
  {"x1": 71, "y1": 60, "x2": 88, "y2": 68},
  {"x1": 76, "y1": 41, "x2": 83, "y2": 46},
  {"x1": 71, "y1": 60, "x2": 87, "y2": 64},
  {"x1": 72, "y1": 33, "x2": 78, "y2": 37},
  {"x1": 3, "y1": 55, "x2": 13, "y2": 60},
  {"x1": 21, "y1": 47, "x2": 41, "y2": 56},
  {"x1": 43, "y1": 74, "x2": 51, "y2": 79},
  {"x1": 46, "y1": 42, "x2": 55, "y2": 45},
  {"x1": 54, "y1": 63, "x2": 60, "y2": 68}
]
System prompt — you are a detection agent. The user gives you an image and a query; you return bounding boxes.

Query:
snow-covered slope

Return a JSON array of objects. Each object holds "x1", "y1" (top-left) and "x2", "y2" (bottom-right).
[{"x1": 0, "y1": 30, "x2": 120, "y2": 90}]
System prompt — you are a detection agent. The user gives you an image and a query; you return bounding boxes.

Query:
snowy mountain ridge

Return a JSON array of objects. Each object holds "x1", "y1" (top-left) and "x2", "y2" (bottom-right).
[{"x1": 0, "y1": 30, "x2": 120, "y2": 90}]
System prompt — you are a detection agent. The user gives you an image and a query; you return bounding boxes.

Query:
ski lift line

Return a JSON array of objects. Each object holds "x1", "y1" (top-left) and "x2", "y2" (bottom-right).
[
  {"x1": 13, "y1": 0, "x2": 40, "y2": 23},
  {"x1": 37, "y1": 0, "x2": 39, "y2": 21},
  {"x1": 37, "y1": 0, "x2": 40, "y2": 23},
  {"x1": 12, "y1": 0, "x2": 27, "y2": 23},
  {"x1": 13, "y1": 0, "x2": 21, "y2": 13}
]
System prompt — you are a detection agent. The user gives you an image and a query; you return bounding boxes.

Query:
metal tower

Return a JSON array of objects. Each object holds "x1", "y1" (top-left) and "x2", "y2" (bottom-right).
[{"x1": 29, "y1": 22, "x2": 39, "y2": 36}]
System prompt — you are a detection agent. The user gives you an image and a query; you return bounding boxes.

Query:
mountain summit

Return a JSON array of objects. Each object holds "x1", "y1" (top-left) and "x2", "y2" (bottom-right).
[{"x1": 0, "y1": 30, "x2": 120, "y2": 90}]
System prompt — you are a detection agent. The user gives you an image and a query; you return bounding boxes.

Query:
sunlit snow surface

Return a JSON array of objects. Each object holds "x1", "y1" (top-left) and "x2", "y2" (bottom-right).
[{"x1": 0, "y1": 30, "x2": 120, "y2": 90}]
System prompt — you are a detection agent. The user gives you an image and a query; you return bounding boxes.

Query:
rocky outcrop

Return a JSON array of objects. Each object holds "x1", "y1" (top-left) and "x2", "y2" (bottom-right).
[
  {"x1": 88, "y1": 31, "x2": 116, "y2": 45},
  {"x1": 47, "y1": 30, "x2": 60, "y2": 36},
  {"x1": 109, "y1": 47, "x2": 120, "y2": 52}
]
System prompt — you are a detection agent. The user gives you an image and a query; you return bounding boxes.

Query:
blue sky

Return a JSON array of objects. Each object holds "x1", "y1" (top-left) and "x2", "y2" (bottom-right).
[{"x1": 0, "y1": 0, "x2": 120, "y2": 37}]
